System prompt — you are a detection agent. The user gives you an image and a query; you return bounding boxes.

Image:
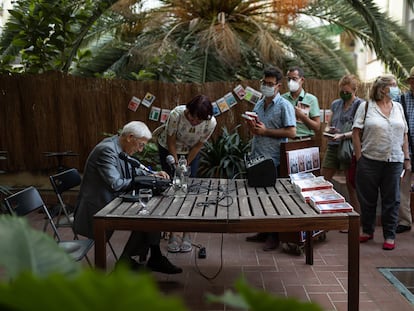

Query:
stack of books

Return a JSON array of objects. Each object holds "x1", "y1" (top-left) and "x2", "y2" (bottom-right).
[{"x1": 290, "y1": 172, "x2": 353, "y2": 214}]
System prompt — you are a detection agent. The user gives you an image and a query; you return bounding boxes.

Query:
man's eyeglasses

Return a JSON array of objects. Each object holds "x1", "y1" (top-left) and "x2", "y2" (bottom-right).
[
  {"x1": 260, "y1": 80, "x2": 278, "y2": 87},
  {"x1": 132, "y1": 136, "x2": 146, "y2": 148}
]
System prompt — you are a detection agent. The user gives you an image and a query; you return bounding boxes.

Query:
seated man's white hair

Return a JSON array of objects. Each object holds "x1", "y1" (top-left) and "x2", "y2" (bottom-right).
[{"x1": 121, "y1": 121, "x2": 152, "y2": 140}]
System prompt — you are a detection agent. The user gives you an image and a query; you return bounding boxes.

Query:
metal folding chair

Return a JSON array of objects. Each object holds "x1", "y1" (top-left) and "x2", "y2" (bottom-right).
[{"x1": 4, "y1": 186, "x2": 94, "y2": 265}]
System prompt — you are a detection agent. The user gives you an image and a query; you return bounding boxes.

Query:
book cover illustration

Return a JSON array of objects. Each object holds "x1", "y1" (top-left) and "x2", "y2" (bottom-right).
[
  {"x1": 149, "y1": 106, "x2": 161, "y2": 121},
  {"x1": 141, "y1": 92, "x2": 156, "y2": 107},
  {"x1": 313, "y1": 202, "x2": 353, "y2": 214},
  {"x1": 216, "y1": 97, "x2": 230, "y2": 113},
  {"x1": 127, "y1": 96, "x2": 141, "y2": 112},
  {"x1": 233, "y1": 84, "x2": 246, "y2": 100},
  {"x1": 293, "y1": 176, "x2": 333, "y2": 193},
  {"x1": 290, "y1": 172, "x2": 316, "y2": 183},
  {"x1": 224, "y1": 92, "x2": 238, "y2": 107},
  {"x1": 286, "y1": 147, "x2": 320, "y2": 174},
  {"x1": 301, "y1": 188, "x2": 340, "y2": 203},
  {"x1": 160, "y1": 109, "x2": 171, "y2": 123},
  {"x1": 309, "y1": 191, "x2": 345, "y2": 207},
  {"x1": 244, "y1": 86, "x2": 262, "y2": 105},
  {"x1": 211, "y1": 101, "x2": 221, "y2": 116}
]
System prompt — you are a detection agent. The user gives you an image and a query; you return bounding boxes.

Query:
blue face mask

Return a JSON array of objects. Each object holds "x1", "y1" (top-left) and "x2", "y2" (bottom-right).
[
  {"x1": 388, "y1": 86, "x2": 400, "y2": 101},
  {"x1": 260, "y1": 85, "x2": 275, "y2": 98}
]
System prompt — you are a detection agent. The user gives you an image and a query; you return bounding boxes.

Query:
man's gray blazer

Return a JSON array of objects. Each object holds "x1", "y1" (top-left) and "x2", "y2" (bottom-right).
[{"x1": 74, "y1": 135, "x2": 136, "y2": 238}]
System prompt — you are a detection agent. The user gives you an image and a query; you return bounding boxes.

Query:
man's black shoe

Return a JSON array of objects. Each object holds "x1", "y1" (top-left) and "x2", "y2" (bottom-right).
[
  {"x1": 146, "y1": 255, "x2": 183, "y2": 274},
  {"x1": 245, "y1": 232, "x2": 268, "y2": 242},
  {"x1": 396, "y1": 225, "x2": 411, "y2": 233}
]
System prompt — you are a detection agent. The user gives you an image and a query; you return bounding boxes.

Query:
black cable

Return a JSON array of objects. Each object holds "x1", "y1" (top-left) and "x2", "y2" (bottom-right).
[{"x1": 192, "y1": 233, "x2": 224, "y2": 281}]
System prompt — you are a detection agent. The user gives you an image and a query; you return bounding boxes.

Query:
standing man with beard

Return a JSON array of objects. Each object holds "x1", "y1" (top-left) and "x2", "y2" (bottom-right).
[
  {"x1": 244, "y1": 66, "x2": 296, "y2": 250},
  {"x1": 282, "y1": 66, "x2": 321, "y2": 139}
]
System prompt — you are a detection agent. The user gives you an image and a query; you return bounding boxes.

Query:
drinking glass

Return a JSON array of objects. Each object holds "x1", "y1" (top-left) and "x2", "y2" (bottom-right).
[{"x1": 138, "y1": 188, "x2": 152, "y2": 215}]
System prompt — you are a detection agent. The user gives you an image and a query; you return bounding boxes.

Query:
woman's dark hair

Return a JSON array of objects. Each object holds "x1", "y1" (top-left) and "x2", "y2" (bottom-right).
[{"x1": 186, "y1": 95, "x2": 213, "y2": 120}]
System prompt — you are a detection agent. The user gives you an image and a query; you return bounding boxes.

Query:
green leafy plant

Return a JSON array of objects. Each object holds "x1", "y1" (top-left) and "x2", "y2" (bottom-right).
[
  {"x1": 198, "y1": 126, "x2": 251, "y2": 178},
  {"x1": 208, "y1": 278, "x2": 323, "y2": 311},
  {"x1": 0, "y1": 214, "x2": 322, "y2": 311}
]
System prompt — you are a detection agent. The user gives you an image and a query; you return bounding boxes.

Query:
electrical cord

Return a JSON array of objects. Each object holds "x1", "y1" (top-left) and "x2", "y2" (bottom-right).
[{"x1": 192, "y1": 233, "x2": 224, "y2": 281}]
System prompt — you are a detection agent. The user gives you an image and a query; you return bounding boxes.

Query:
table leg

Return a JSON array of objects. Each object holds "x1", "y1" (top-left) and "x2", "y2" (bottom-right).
[
  {"x1": 305, "y1": 231, "x2": 313, "y2": 265},
  {"x1": 94, "y1": 219, "x2": 108, "y2": 269},
  {"x1": 348, "y1": 215, "x2": 360, "y2": 311}
]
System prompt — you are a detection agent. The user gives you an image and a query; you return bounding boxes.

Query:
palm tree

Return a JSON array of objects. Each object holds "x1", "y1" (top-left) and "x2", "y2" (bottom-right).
[{"x1": 2, "y1": 0, "x2": 414, "y2": 81}]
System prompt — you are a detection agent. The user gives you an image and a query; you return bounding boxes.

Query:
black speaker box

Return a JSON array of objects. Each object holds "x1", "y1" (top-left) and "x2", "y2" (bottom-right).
[{"x1": 245, "y1": 156, "x2": 277, "y2": 187}]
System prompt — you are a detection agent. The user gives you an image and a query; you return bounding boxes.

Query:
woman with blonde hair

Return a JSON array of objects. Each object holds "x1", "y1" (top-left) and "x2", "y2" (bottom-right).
[
  {"x1": 352, "y1": 74, "x2": 410, "y2": 250},
  {"x1": 321, "y1": 74, "x2": 363, "y2": 214}
]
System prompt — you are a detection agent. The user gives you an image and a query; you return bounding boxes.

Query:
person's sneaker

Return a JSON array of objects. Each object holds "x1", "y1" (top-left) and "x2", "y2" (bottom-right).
[
  {"x1": 245, "y1": 232, "x2": 268, "y2": 242},
  {"x1": 146, "y1": 256, "x2": 183, "y2": 274},
  {"x1": 396, "y1": 225, "x2": 411, "y2": 233}
]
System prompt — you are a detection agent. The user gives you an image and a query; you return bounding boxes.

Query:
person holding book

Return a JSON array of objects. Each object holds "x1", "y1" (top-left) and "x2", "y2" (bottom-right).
[
  {"x1": 352, "y1": 74, "x2": 410, "y2": 250},
  {"x1": 282, "y1": 66, "x2": 321, "y2": 139},
  {"x1": 321, "y1": 74, "x2": 363, "y2": 215},
  {"x1": 157, "y1": 94, "x2": 217, "y2": 253},
  {"x1": 244, "y1": 66, "x2": 296, "y2": 250}
]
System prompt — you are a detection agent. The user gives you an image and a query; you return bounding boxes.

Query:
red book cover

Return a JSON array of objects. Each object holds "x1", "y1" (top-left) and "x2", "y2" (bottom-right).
[
  {"x1": 293, "y1": 176, "x2": 333, "y2": 193},
  {"x1": 309, "y1": 191, "x2": 345, "y2": 207},
  {"x1": 313, "y1": 202, "x2": 353, "y2": 214}
]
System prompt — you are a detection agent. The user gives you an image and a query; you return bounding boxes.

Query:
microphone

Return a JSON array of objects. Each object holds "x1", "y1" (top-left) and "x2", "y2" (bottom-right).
[{"x1": 119, "y1": 152, "x2": 154, "y2": 174}]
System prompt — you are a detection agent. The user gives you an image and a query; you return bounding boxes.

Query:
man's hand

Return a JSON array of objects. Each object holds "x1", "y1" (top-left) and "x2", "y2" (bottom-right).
[
  {"x1": 251, "y1": 121, "x2": 266, "y2": 136},
  {"x1": 294, "y1": 106, "x2": 306, "y2": 121},
  {"x1": 153, "y1": 170, "x2": 170, "y2": 179}
]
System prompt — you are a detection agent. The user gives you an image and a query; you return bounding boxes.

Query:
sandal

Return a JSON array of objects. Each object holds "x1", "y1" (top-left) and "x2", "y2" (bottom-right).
[
  {"x1": 167, "y1": 236, "x2": 181, "y2": 253},
  {"x1": 180, "y1": 237, "x2": 192, "y2": 253}
]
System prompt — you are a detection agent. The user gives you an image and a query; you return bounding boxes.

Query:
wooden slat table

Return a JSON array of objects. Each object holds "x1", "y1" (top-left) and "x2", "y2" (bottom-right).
[{"x1": 94, "y1": 178, "x2": 359, "y2": 311}]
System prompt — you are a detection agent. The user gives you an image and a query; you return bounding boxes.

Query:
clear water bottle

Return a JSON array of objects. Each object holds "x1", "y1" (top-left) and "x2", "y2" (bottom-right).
[{"x1": 178, "y1": 155, "x2": 188, "y2": 192}]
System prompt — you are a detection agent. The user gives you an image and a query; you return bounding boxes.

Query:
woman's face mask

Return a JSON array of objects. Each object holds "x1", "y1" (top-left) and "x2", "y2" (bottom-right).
[
  {"x1": 260, "y1": 85, "x2": 275, "y2": 98},
  {"x1": 388, "y1": 86, "x2": 400, "y2": 101},
  {"x1": 339, "y1": 91, "x2": 353, "y2": 101}
]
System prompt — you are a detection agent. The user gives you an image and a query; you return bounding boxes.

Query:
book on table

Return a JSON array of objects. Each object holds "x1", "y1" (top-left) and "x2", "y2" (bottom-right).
[
  {"x1": 300, "y1": 188, "x2": 338, "y2": 203},
  {"x1": 309, "y1": 190, "x2": 345, "y2": 207},
  {"x1": 313, "y1": 202, "x2": 353, "y2": 214},
  {"x1": 290, "y1": 172, "x2": 316, "y2": 183},
  {"x1": 293, "y1": 176, "x2": 333, "y2": 193}
]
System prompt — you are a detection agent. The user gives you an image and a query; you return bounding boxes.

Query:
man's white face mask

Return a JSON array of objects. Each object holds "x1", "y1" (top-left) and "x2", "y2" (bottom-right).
[{"x1": 288, "y1": 80, "x2": 300, "y2": 93}]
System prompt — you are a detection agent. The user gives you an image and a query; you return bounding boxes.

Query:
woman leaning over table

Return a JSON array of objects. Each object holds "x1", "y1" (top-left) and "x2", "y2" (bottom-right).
[
  {"x1": 352, "y1": 74, "x2": 410, "y2": 251},
  {"x1": 157, "y1": 95, "x2": 217, "y2": 254}
]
